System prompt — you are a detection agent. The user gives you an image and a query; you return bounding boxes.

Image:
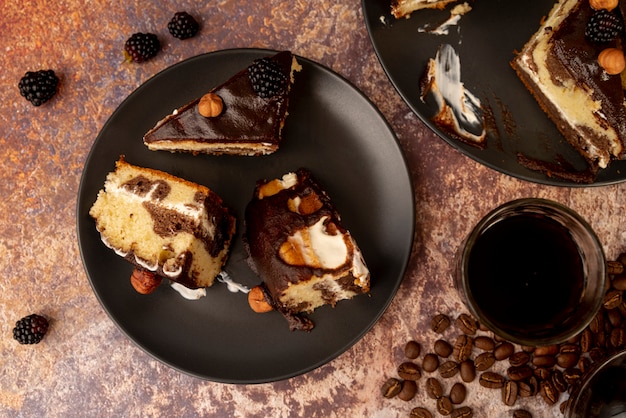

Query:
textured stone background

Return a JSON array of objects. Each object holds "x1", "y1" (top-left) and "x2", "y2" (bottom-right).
[{"x1": 2, "y1": 1, "x2": 626, "y2": 417}]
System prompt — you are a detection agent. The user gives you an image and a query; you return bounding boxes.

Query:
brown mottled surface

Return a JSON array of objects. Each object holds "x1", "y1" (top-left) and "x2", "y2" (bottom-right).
[{"x1": 1, "y1": 1, "x2": 625, "y2": 417}]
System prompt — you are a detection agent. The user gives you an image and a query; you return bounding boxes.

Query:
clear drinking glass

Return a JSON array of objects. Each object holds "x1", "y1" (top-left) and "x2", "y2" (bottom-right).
[
  {"x1": 454, "y1": 198, "x2": 606, "y2": 346},
  {"x1": 566, "y1": 349, "x2": 626, "y2": 417}
]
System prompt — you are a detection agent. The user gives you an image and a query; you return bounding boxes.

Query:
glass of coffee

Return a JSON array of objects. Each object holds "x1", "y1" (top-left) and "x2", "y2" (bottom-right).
[{"x1": 455, "y1": 198, "x2": 606, "y2": 346}]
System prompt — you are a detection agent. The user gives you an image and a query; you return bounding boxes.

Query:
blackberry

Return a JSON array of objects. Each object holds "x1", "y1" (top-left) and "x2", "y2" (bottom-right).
[
  {"x1": 585, "y1": 9, "x2": 623, "y2": 43},
  {"x1": 123, "y1": 32, "x2": 160, "y2": 63},
  {"x1": 13, "y1": 314, "x2": 49, "y2": 345},
  {"x1": 168, "y1": 12, "x2": 199, "y2": 40},
  {"x1": 18, "y1": 70, "x2": 59, "y2": 106},
  {"x1": 248, "y1": 57, "x2": 288, "y2": 98}
]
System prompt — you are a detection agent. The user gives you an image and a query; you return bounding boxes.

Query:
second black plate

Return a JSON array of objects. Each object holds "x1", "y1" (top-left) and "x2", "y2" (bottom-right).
[{"x1": 363, "y1": 0, "x2": 626, "y2": 186}]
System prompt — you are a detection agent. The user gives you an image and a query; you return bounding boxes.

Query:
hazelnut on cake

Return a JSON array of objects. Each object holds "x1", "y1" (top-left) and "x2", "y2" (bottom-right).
[
  {"x1": 244, "y1": 169, "x2": 370, "y2": 328},
  {"x1": 89, "y1": 157, "x2": 236, "y2": 291},
  {"x1": 143, "y1": 51, "x2": 301, "y2": 156}
]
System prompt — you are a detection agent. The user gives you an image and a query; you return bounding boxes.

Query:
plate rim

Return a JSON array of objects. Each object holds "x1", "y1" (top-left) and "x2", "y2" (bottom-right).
[{"x1": 76, "y1": 47, "x2": 416, "y2": 383}]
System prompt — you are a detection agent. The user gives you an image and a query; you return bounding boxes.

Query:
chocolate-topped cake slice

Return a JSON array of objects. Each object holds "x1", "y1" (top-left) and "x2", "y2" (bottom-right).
[
  {"x1": 245, "y1": 168, "x2": 370, "y2": 328},
  {"x1": 511, "y1": 0, "x2": 626, "y2": 171},
  {"x1": 143, "y1": 51, "x2": 301, "y2": 156}
]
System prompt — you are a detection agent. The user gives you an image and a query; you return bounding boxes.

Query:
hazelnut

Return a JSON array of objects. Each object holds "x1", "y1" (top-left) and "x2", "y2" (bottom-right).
[
  {"x1": 247, "y1": 286, "x2": 274, "y2": 313},
  {"x1": 279, "y1": 239, "x2": 307, "y2": 266},
  {"x1": 589, "y1": 0, "x2": 618, "y2": 11},
  {"x1": 198, "y1": 92, "x2": 223, "y2": 117},
  {"x1": 130, "y1": 268, "x2": 162, "y2": 294},
  {"x1": 598, "y1": 48, "x2": 626, "y2": 75},
  {"x1": 287, "y1": 192, "x2": 323, "y2": 215},
  {"x1": 257, "y1": 179, "x2": 284, "y2": 199}
]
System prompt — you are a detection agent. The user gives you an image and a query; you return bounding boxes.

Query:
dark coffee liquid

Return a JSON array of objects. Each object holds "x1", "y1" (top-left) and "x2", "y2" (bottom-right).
[{"x1": 467, "y1": 213, "x2": 585, "y2": 339}]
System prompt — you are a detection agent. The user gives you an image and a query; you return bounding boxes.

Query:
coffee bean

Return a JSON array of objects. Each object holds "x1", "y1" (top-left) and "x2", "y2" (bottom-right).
[
  {"x1": 508, "y1": 351, "x2": 530, "y2": 367},
  {"x1": 453, "y1": 334, "x2": 473, "y2": 362},
  {"x1": 450, "y1": 382, "x2": 467, "y2": 404},
  {"x1": 607, "y1": 260, "x2": 625, "y2": 275},
  {"x1": 607, "y1": 308, "x2": 622, "y2": 327},
  {"x1": 434, "y1": 339, "x2": 453, "y2": 358},
  {"x1": 540, "y1": 379, "x2": 558, "y2": 406},
  {"x1": 459, "y1": 359, "x2": 476, "y2": 383},
  {"x1": 610, "y1": 327, "x2": 626, "y2": 348},
  {"x1": 474, "y1": 352, "x2": 496, "y2": 371},
  {"x1": 532, "y1": 355, "x2": 556, "y2": 368},
  {"x1": 528, "y1": 376, "x2": 539, "y2": 396},
  {"x1": 473, "y1": 336, "x2": 495, "y2": 351},
  {"x1": 559, "y1": 343, "x2": 581, "y2": 355},
  {"x1": 517, "y1": 381, "x2": 533, "y2": 397},
  {"x1": 439, "y1": 361, "x2": 459, "y2": 378},
  {"x1": 494, "y1": 342, "x2": 514, "y2": 360},
  {"x1": 580, "y1": 328, "x2": 593, "y2": 352},
  {"x1": 590, "y1": 346, "x2": 606, "y2": 362},
  {"x1": 552, "y1": 369, "x2": 567, "y2": 393},
  {"x1": 404, "y1": 340, "x2": 421, "y2": 359},
  {"x1": 560, "y1": 399, "x2": 570, "y2": 415},
  {"x1": 612, "y1": 273, "x2": 626, "y2": 291},
  {"x1": 410, "y1": 407, "x2": 433, "y2": 418},
  {"x1": 556, "y1": 352, "x2": 579, "y2": 369},
  {"x1": 381, "y1": 377, "x2": 402, "y2": 398},
  {"x1": 479, "y1": 371, "x2": 505, "y2": 389},
  {"x1": 507, "y1": 365, "x2": 533, "y2": 381},
  {"x1": 595, "y1": 329, "x2": 607, "y2": 349},
  {"x1": 436, "y1": 396, "x2": 454, "y2": 416},
  {"x1": 578, "y1": 357, "x2": 591, "y2": 375},
  {"x1": 398, "y1": 361, "x2": 422, "y2": 381},
  {"x1": 502, "y1": 380, "x2": 518, "y2": 406},
  {"x1": 534, "y1": 344, "x2": 559, "y2": 356},
  {"x1": 563, "y1": 367, "x2": 583, "y2": 385},
  {"x1": 590, "y1": 312, "x2": 604, "y2": 334},
  {"x1": 456, "y1": 313, "x2": 478, "y2": 335},
  {"x1": 398, "y1": 380, "x2": 417, "y2": 401},
  {"x1": 450, "y1": 406, "x2": 473, "y2": 418},
  {"x1": 603, "y1": 289, "x2": 622, "y2": 309},
  {"x1": 425, "y1": 377, "x2": 443, "y2": 399},
  {"x1": 422, "y1": 353, "x2": 440, "y2": 373},
  {"x1": 512, "y1": 409, "x2": 533, "y2": 418},
  {"x1": 534, "y1": 367, "x2": 551, "y2": 381},
  {"x1": 431, "y1": 314, "x2": 451, "y2": 334}
]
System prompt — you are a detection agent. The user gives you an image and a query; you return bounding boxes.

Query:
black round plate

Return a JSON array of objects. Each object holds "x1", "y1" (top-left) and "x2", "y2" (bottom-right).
[
  {"x1": 76, "y1": 48, "x2": 415, "y2": 383},
  {"x1": 362, "y1": 0, "x2": 626, "y2": 186}
]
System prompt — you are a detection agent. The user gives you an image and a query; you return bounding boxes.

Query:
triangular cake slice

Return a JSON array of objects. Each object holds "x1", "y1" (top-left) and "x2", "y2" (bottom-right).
[
  {"x1": 511, "y1": 0, "x2": 626, "y2": 170},
  {"x1": 143, "y1": 51, "x2": 301, "y2": 156}
]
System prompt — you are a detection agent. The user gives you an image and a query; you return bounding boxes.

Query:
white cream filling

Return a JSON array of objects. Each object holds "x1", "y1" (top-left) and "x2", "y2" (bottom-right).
[
  {"x1": 287, "y1": 216, "x2": 349, "y2": 269},
  {"x1": 278, "y1": 172, "x2": 298, "y2": 189},
  {"x1": 108, "y1": 181, "x2": 204, "y2": 220},
  {"x1": 170, "y1": 282, "x2": 206, "y2": 300},
  {"x1": 350, "y1": 240, "x2": 370, "y2": 285},
  {"x1": 216, "y1": 271, "x2": 250, "y2": 294},
  {"x1": 417, "y1": 3, "x2": 471, "y2": 35},
  {"x1": 422, "y1": 43, "x2": 486, "y2": 143}
]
